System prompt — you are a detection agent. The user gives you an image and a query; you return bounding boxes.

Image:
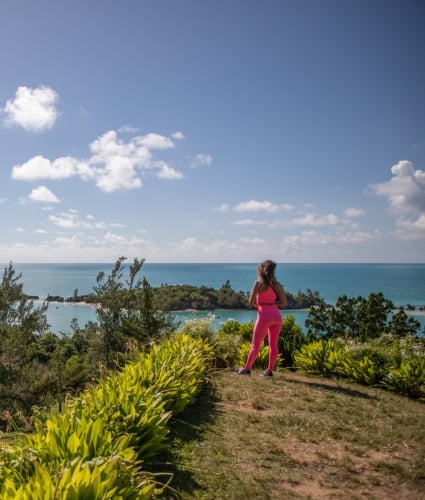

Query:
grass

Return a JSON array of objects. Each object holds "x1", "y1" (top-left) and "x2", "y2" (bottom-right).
[{"x1": 153, "y1": 369, "x2": 425, "y2": 499}]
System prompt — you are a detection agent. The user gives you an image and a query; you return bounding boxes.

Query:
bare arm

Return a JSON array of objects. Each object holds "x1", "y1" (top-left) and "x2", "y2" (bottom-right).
[
  {"x1": 274, "y1": 282, "x2": 287, "y2": 308},
  {"x1": 249, "y1": 281, "x2": 259, "y2": 307}
]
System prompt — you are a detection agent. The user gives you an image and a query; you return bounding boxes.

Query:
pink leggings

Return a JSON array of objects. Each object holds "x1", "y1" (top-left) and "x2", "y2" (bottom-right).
[{"x1": 245, "y1": 307, "x2": 283, "y2": 371}]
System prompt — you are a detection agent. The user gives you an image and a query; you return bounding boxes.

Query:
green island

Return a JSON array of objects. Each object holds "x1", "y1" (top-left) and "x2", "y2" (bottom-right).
[
  {"x1": 42, "y1": 280, "x2": 326, "y2": 311},
  {"x1": 1, "y1": 258, "x2": 424, "y2": 498}
]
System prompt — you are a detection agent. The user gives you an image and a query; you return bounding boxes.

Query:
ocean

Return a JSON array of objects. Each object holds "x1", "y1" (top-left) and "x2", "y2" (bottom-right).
[{"x1": 6, "y1": 262, "x2": 425, "y2": 335}]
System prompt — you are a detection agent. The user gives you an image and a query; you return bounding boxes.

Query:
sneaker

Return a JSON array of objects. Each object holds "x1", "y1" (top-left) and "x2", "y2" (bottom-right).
[
  {"x1": 261, "y1": 370, "x2": 273, "y2": 377},
  {"x1": 234, "y1": 368, "x2": 251, "y2": 375}
]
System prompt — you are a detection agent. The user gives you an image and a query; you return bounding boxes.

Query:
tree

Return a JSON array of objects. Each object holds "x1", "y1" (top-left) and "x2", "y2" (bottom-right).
[
  {"x1": 388, "y1": 309, "x2": 420, "y2": 337},
  {"x1": 0, "y1": 263, "x2": 53, "y2": 423},
  {"x1": 305, "y1": 303, "x2": 333, "y2": 339},
  {"x1": 305, "y1": 292, "x2": 418, "y2": 341},
  {"x1": 92, "y1": 257, "x2": 174, "y2": 367},
  {"x1": 93, "y1": 256, "x2": 128, "y2": 368},
  {"x1": 0, "y1": 262, "x2": 49, "y2": 335}
]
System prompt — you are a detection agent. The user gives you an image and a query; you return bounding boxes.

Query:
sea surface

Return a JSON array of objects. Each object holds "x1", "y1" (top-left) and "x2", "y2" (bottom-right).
[{"x1": 6, "y1": 262, "x2": 425, "y2": 335}]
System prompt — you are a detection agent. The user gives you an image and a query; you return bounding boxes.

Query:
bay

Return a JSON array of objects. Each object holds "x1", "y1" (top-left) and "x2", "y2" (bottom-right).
[{"x1": 5, "y1": 262, "x2": 425, "y2": 335}]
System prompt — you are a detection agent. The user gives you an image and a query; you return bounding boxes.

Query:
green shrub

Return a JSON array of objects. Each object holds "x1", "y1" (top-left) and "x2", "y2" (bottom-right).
[
  {"x1": 383, "y1": 357, "x2": 425, "y2": 399},
  {"x1": 294, "y1": 340, "x2": 347, "y2": 376},
  {"x1": 237, "y1": 342, "x2": 272, "y2": 369},
  {"x1": 278, "y1": 314, "x2": 307, "y2": 368},
  {"x1": 339, "y1": 356, "x2": 380, "y2": 386},
  {"x1": 0, "y1": 333, "x2": 212, "y2": 498}
]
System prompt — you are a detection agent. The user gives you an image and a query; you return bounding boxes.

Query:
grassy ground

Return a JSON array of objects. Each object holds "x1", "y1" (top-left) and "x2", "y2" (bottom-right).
[{"x1": 156, "y1": 369, "x2": 425, "y2": 499}]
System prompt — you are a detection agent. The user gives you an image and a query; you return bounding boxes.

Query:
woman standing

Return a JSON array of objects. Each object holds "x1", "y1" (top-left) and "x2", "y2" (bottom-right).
[{"x1": 236, "y1": 260, "x2": 287, "y2": 377}]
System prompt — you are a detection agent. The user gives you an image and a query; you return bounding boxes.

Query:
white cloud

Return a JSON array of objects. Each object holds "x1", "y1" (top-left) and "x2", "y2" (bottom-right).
[
  {"x1": 190, "y1": 154, "x2": 213, "y2": 168},
  {"x1": 233, "y1": 219, "x2": 268, "y2": 226},
  {"x1": 369, "y1": 160, "x2": 425, "y2": 214},
  {"x1": 234, "y1": 200, "x2": 279, "y2": 213},
  {"x1": 11, "y1": 129, "x2": 185, "y2": 193},
  {"x1": 344, "y1": 207, "x2": 366, "y2": 218},
  {"x1": 288, "y1": 213, "x2": 339, "y2": 227},
  {"x1": 28, "y1": 186, "x2": 60, "y2": 203},
  {"x1": 135, "y1": 133, "x2": 175, "y2": 150},
  {"x1": 171, "y1": 131, "x2": 185, "y2": 140},
  {"x1": 369, "y1": 160, "x2": 425, "y2": 239},
  {"x1": 48, "y1": 211, "x2": 109, "y2": 230},
  {"x1": 157, "y1": 163, "x2": 184, "y2": 180},
  {"x1": 2, "y1": 85, "x2": 59, "y2": 132},
  {"x1": 12, "y1": 155, "x2": 90, "y2": 181},
  {"x1": 281, "y1": 230, "x2": 378, "y2": 249}
]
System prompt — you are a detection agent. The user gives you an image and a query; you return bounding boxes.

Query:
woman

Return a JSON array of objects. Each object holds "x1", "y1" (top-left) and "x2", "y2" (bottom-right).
[{"x1": 236, "y1": 260, "x2": 287, "y2": 377}]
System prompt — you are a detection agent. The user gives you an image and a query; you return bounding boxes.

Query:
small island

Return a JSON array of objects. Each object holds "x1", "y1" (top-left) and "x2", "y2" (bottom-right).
[{"x1": 40, "y1": 281, "x2": 327, "y2": 311}]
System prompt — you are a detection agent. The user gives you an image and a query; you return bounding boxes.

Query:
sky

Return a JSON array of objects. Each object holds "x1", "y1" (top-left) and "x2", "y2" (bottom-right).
[{"x1": 0, "y1": 0, "x2": 424, "y2": 264}]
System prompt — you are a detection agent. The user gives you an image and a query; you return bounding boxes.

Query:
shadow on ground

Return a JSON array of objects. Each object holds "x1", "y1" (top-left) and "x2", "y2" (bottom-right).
[{"x1": 145, "y1": 379, "x2": 219, "y2": 497}]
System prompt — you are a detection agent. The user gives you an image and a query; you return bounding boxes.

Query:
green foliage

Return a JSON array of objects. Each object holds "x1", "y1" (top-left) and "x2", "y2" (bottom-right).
[
  {"x1": 294, "y1": 340, "x2": 347, "y2": 376},
  {"x1": 93, "y1": 257, "x2": 175, "y2": 368},
  {"x1": 286, "y1": 288, "x2": 325, "y2": 309},
  {"x1": 0, "y1": 262, "x2": 49, "y2": 335},
  {"x1": 278, "y1": 314, "x2": 308, "y2": 368},
  {"x1": 383, "y1": 358, "x2": 425, "y2": 399},
  {"x1": 153, "y1": 281, "x2": 249, "y2": 310},
  {"x1": 388, "y1": 308, "x2": 421, "y2": 337},
  {"x1": 152, "y1": 283, "x2": 324, "y2": 311},
  {"x1": 214, "y1": 329, "x2": 244, "y2": 368},
  {"x1": 339, "y1": 356, "x2": 380, "y2": 386},
  {"x1": 237, "y1": 342, "x2": 271, "y2": 369},
  {"x1": 213, "y1": 320, "x2": 254, "y2": 368},
  {"x1": 179, "y1": 317, "x2": 216, "y2": 345},
  {"x1": 294, "y1": 335, "x2": 425, "y2": 399},
  {"x1": 0, "y1": 333, "x2": 211, "y2": 498},
  {"x1": 306, "y1": 292, "x2": 419, "y2": 341}
]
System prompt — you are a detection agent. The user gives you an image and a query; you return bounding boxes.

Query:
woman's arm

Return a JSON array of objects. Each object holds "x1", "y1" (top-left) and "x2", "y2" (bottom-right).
[
  {"x1": 249, "y1": 281, "x2": 259, "y2": 307},
  {"x1": 274, "y1": 282, "x2": 287, "y2": 308}
]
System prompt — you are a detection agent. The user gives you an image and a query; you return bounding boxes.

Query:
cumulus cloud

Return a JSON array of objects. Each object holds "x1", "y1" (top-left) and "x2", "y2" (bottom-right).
[
  {"x1": 344, "y1": 207, "x2": 366, "y2": 218},
  {"x1": 288, "y1": 213, "x2": 339, "y2": 227},
  {"x1": 233, "y1": 219, "x2": 268, "y2": 226},
  {"x1": 48, "y1": 210, "x2": 109, "y2": 230},
  {"x1": 28, "y1": 186, "x2": 60, "y2": 203},
  {"x1": 234, "y1": 200, "x2": 279, "y2": 213},
  {"x1": 11, "y1": 129, "x2": 185, "y2": 192},
  {"x1": 12, "y1": 155, "x2": 91, "y2": 181},
  {"x1": 2, "y1": 85, "x2": 59, "y2": 132},
  {"x1": 369, "y1": 160, "x2": 425, "y2": 239},
  {"x1": 190, "y1": 154, "x2": 213, "y2": 168},
  {"x1": 369, "y1": 161, "x2": 425, "y2": 213},
  {"x1": 157, "y1": 163, "x2": 184, "y2": 180},
  {"x1": 282, "y1": 230, "x2": 378, "y2": 249}
]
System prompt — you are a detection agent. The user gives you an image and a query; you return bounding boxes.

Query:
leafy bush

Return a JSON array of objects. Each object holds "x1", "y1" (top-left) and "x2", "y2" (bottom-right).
[
  {"x1": 294, "y1": 340, "x2": 346, "y2": 376},
  {"x1": 278, "y1": 314, "x2": 308, "y2": 368},
  {"x1": 237, "y1": 342, "x2": 272, "y2": 369},
  {"x1": 0, "y1": 333, "x2": 212, "y2": 498},
  {"x1": 339, "y1": 356, "x2": 380, "y2": 386},
  {"x1": 383, "y1": 358, "x2": 425, "y2": 400}
]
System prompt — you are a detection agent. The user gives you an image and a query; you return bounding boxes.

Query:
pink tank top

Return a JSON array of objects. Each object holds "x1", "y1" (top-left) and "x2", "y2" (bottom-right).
[{"x1": 257, "y1": 287, "x2": 277, "y2": 304}]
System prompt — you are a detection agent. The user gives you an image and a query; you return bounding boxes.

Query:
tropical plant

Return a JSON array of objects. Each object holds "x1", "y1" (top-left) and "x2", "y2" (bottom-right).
[{"x1": 382, "y1": 357, "x2": 425, "y2": 399}]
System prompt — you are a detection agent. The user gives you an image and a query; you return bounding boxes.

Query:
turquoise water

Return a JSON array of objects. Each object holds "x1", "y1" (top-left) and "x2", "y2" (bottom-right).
[{"x1": 6, "y1": 263, "x2": 425, "y2": 334}]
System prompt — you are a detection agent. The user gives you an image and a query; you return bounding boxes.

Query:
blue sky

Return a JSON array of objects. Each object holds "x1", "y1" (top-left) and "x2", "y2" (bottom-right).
[{"x1": 1, "y1": 0, "x2": 424, "y2": 263}]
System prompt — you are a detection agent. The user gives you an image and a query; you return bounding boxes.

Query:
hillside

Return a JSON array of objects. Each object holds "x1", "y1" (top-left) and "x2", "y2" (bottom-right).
[{"x1": 160, "y1": 369, "x2": 425, "y2": 499}]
